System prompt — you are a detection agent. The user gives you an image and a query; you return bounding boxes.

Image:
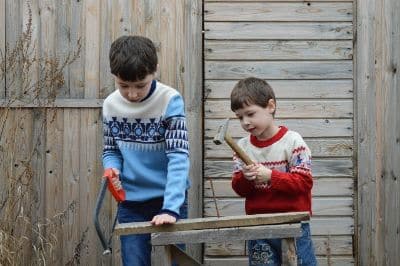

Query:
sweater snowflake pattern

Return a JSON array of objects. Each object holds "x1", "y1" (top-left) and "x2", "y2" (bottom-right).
[{"x1": 102, "y1": 80, "x2": 190, "y2": 217}]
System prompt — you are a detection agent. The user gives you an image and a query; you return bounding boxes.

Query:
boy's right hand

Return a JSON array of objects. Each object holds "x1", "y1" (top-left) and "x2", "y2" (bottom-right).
[{"x1": 108, "y1": 168, "x2": 122, "y2": 190}]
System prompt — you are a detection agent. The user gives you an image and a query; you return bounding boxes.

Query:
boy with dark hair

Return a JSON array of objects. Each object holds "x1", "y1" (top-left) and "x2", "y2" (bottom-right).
[
  {"x1": 230, "y1": 77, "x2": 317, "y2": 265},
  {"x1": 102, "y1": 35, "x2": 189, "y2": 266}
]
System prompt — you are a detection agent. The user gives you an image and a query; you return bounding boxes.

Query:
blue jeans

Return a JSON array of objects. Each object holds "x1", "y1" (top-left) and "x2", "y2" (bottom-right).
[
  {"x1": 118, "y1": 195, "x2": 188, "y2": 266},
  {"x1": 248, "y1": 223, "x2": 317, "y2": 266}
]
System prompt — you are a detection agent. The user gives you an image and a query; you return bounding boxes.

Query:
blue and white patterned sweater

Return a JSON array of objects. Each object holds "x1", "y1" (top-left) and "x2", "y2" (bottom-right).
[{"x1": 102, "y1": 80, "x2": 190, "y2": 217}]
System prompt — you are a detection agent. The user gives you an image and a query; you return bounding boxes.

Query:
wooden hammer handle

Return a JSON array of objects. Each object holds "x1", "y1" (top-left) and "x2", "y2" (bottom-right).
[{"x1": 225, "y1": 134, "x2": 254, "y2": 165}]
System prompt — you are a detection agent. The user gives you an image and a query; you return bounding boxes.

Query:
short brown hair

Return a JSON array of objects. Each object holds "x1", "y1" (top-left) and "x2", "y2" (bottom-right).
[
  {"x1": 230, "y1": 77, "x2": 276, "y2": 115},
  {"x1": 109, "y1": 35, "x2": 158, "y2": 82}
]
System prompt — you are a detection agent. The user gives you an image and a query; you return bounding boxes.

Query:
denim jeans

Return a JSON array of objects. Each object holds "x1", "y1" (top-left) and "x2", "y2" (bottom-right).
[
  {"x1": 117, "y1": 194, "x2": 188, "y2": 266},
  {"x1": 248, "y1": 222, "x2": 317, "y2": 266}
]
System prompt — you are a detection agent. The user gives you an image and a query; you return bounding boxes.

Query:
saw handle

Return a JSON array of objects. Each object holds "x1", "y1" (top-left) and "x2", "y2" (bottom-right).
[{"x1": 103, "y1": 168, "x2": 126, "y2": 202}]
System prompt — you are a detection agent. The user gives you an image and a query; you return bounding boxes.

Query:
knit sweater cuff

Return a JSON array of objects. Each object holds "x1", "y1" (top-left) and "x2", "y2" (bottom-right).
[{"x1": 159, "y1": 209, "x2": 180, "y2": 220}]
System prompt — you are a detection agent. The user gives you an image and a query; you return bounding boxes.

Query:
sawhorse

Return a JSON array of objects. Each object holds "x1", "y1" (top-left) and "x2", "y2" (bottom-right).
[{"x1": 115, "y1": 211, "x2": 310, "y2": 266}]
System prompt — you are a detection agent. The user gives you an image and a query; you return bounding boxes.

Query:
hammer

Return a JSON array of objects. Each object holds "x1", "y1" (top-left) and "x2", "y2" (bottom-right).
[{"x1": 213, "y1": 118, "x2": 254, "y2": 165}]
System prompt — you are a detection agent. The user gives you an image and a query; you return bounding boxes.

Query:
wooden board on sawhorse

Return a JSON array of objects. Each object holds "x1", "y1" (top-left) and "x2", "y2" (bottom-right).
[{"x1": 114, "y1": 211, "x2": 310, "y2": 266}]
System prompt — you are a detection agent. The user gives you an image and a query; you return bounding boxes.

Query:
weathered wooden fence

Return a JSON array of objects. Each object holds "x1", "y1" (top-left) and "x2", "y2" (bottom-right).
[
  {"x1": 203, "y1": 1, "x2": 355, "y2": 265},
  {"x1": 1, "y1": 0, "x2": 399, "y2": 265},
  {"x1": 0, "y1": 1, "x2": 201, "y2": 265}
]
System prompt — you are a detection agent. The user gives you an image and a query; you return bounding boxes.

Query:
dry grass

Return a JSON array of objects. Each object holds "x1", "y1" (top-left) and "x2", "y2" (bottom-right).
[{"x1": 0, "y1": 5, "x2": 84, "y2": 266}]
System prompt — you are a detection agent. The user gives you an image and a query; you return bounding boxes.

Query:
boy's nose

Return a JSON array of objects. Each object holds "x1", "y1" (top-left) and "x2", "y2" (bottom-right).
[{"x1": 128, "y1": 90, "x2": 138, "y2": 99}]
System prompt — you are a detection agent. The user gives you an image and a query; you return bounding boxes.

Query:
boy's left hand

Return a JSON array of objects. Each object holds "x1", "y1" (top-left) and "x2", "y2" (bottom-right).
[
  {"x1": 151, "y1": 213, "x2": 177, "y2": 226},
  {"x1": 255, "y1": 164, "x2": 272, "y2": 184}
]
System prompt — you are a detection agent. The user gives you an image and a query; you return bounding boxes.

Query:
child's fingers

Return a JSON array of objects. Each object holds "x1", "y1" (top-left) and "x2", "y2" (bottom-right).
[{"x1": 151, "y1": 214, "x2": 177, "y2": 226}]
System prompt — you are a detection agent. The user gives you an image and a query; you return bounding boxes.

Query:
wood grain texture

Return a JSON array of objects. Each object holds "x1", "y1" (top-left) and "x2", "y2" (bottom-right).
[
  {"x1": 116, "y1": 212, "x2": 310, "y2": 235},
  {"x1": 205, "y1": 22, "x2": 353, "y2": 40},
  {"x1": 205, "y1": 2, "x2": 353, "y2": 22},
  {"x1": 205, "y1": 61, "x2": 353, "y2": 80},
  {"x1": 205, "y1": 79, "x2": 353, "y2": 99},
  {"x1": 205, "y1": 40, "x2": 353, "y2": 60}
]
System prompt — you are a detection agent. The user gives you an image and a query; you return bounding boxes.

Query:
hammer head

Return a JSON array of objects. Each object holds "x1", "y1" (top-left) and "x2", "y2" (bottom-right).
[{"x1": 213, "y1": 118, "x2": 230, "y2": 145}]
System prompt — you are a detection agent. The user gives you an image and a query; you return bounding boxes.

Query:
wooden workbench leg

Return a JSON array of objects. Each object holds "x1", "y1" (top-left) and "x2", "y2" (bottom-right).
[
  {"x1": 152, "y1": 245, "x2": 172, "y2": 266},
  {"x1": 282, "y1": 238, "x2": 297, "y2": 266}
]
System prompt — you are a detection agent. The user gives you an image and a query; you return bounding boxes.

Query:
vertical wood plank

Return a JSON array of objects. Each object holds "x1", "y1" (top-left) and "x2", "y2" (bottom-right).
[
  {"x1": 5, "y1": 0, "x2": 21, "y2": 98},
  {"x1": 84, "y1": 0, "x2": 100, "y2": 99},
  {"x1": 69, "y1": 0, "x2": 85, "y2": 98},
  {"x1": 184, "y1": 0, "x2": 203, "y2": 262},
  {"x1": 380, "y1": 0, "x2": 400, "y2": 265},
  {"x1": 152, "y1": 245, "x2": 173, "y2": 266},
  {"x1": 281, "y1": 238, "x2": 297, "y2": 266},
  {"x1": 54, "y1": 0, "x2": 69, "y2": 98},
  {"x1": 99, "y1": 0, "x2": 114, "y2": 99},
  {"x1": 0, "y1": 0, "x2": 5, "y2": 98},
  {"x1": 79, "y1": 109, "x2": 101, "y2": 265},
  {"x1": 62, "y1": 108, "x2": 81, "y2": 265},
  {"x1": 45, "y1": 108, "x2": 64, "y2": 265},
  {"x1": 159, "y1": 1, "x2": 176, "y2": 85},
  {"x1": 39, "y1": 0, "x2": 56, "y2": 98}
]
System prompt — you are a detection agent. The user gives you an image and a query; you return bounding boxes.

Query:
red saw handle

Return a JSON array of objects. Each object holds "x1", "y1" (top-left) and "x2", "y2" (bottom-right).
[{"x1": 103, "y1": 168, "x2": 126, "y2": 202}]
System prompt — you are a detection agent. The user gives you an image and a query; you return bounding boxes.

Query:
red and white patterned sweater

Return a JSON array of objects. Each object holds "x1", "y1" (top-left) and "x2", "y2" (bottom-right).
[{"x1": 232, "y1": 126, "x2": 313, "y2": 215}]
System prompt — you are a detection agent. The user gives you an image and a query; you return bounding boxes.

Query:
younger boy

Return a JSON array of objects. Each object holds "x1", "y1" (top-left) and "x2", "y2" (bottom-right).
[
  {"x1": 102, "y1": 35, "x2": 190, "y2": 266},
  {"x1": 230, "y1": 77, "x2": 317, "y2": 265}
]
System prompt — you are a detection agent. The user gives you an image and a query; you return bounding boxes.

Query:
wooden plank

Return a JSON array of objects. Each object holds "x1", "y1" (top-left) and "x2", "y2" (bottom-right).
[
  {"x1": 205, "y1": 40, "x2": 353, "y2": 60},
  {"x1": 115, "y1": 212, "x2": 310, "y2": 235},
  {"x1": 0, "y1": 0, "x2": 5, "y2": 98},
  {"x1": 39, "y1": 0, "x2": 56, "y2": 98},
  {"x1": 203, "y1": 198, "x2": 353, "y2": 217},
  {"x1": 204, "y1": 256, "x2": 355, "y2": 266},
  {"x1": 205, "y1": 0, "x2": 354, "y2": 2},
  {"x1": 5, "y1": 0, "x2": 21, "y2": 98},
  {"x1": 281, "y1": 238, "x2": 297, "y2": 265},
  {"x1": 205, "y1": 235, "x2": 353, "y2": 256},
  {"x1": 205, "y1": 138, "x2": 353, "y2": 158},
  {"x1": 84, "y1": 0, "x2": 100, "y2": 99},
  {"x1": 356, "y1": 1, "x2": 379, "y2": 265},
  {"x1": 205, "y1": 61, "x2": 353, "y2": 80},
  {"x1": 152, "y1": 245, "x2": 173, "y2": 266},
  {"x1": 79, "y1": 109, "x2": 100, "y2": 265},
  {"x1": 205, "y1": 2, "x2": 353, "y2": 22},
  {"x1": 204, "y1": 159, "x2": 353, "y2": 178},
  {"x1": 205, "y1": 80, "x2": 353, "y2": 99},
  {"x1": 169, "y1": 245, "x2": 202, "y2": 266},
  {"x1": 205, "y1": 119, "x2": 353, "y2": 138},
  {"x1": 183, "y1": 0, "x2": 203, "y2": 261},
  {"x1": 68, "y1": 0, "x2": 85, "y2": 98},
  {"x1": 55, "y1": 0, "x2": 69, "y2": 98},
  {"x1": 99, "y1": 0, "x2": 114, "y2": 99},
  {"x1": 0, "y1": 98, "x2": 103, "y2": 108},
  {"x1": 62, "y1": 109, "x2": 81, "y2": 265},
  {"x1": 205, "y1": 22, "x2": 353, "y2": 40},
  {"x1": 203, "y1": 178, "x2": 354, "y2": 198},
  {"x1": 205, "y1": 100, "x2": 353, "y2": 119},
  {"x1": 30, "y1": 108, "x2": 46, "y2": 258},
  {"x1": 381, "y1": 1, "x2": 400, "y2": 263},
  {"x1": 45, "y1": 109, "x2": 64, "y2": 265},
  {"x1": 159, "y1": 0, "x2": 177, "y2": 85},
  {"x1": 151, "y1": 224, "x2": 302, "y2": 245}
]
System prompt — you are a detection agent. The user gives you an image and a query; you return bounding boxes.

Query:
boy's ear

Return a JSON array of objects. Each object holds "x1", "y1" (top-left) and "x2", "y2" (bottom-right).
[{"x1": 267, "y1": 99, "x2": 276, "y2": 113}]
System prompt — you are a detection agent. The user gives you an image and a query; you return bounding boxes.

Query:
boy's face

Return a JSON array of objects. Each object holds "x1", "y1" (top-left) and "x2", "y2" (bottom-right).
[
  {"x1": 114, "y1": 73, "x2": 155, "y2": 102},
  {"x1": 234, "y1": 100, "x2": 278, "y2": 140}
]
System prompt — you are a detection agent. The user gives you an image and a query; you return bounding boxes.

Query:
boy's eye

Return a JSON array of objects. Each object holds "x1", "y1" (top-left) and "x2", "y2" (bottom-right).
[{"x1": 247, "y1": 112, "x2": 254, "y2": 117}]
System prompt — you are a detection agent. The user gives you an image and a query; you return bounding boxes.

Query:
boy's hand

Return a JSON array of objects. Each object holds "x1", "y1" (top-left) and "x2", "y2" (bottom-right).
[
  {"x1": 255, "y1": 164, "x2": 272, "y2": 184},
  {"x1": 151, "y1": 213, "x2": 177, "y2": 226},
  {"x1": 109, "y1": 168, "x2": 122, "y2": 190},
  {"x1": 242, "y1": 164, "x2": 259, "y2": 180},
  {"x1": 242, "y1": 164, "x2": 272, "y2": 184}
]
